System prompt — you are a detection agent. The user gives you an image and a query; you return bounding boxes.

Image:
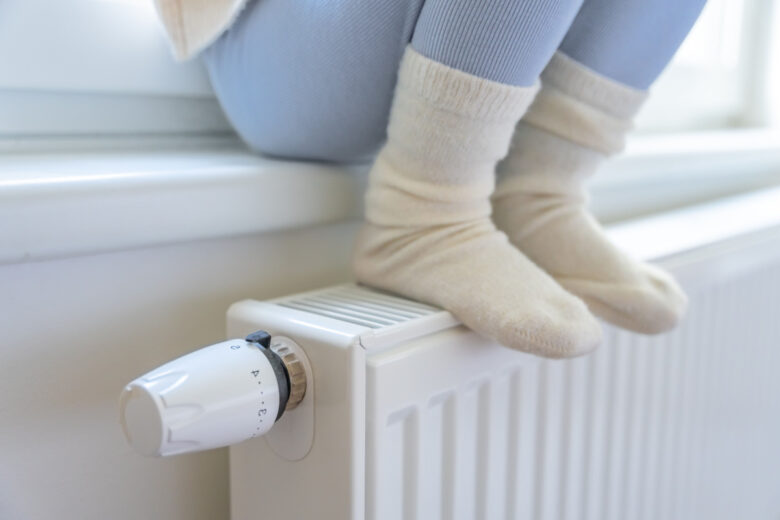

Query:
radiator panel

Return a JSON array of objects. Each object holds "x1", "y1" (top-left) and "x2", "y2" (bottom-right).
[
  {"x1": 228, "y1": 228, "x2": 780, "y2": 520},
  {"x1": 366, "y1": 262, "x2": 780, "y2": 520}
]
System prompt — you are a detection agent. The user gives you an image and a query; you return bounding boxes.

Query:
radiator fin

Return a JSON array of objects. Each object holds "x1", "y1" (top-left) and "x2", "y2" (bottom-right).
[{"x1": 276, "y1": 285, "x2": 440, "y2": 329}]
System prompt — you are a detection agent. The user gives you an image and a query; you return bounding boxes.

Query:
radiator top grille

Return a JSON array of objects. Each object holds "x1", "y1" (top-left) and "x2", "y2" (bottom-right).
[{"x1": 274, "y1": 284, "x2": 442, "y2": 329}]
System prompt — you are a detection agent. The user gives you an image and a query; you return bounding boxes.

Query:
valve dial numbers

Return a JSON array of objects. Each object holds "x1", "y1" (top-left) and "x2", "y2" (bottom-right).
[{"x1": 248, "y1": 364, "x2": 272, "y2": 437}]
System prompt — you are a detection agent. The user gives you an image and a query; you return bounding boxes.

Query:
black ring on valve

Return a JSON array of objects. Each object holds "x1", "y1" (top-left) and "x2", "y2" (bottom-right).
[{"x1": 246, "y1": 331, "x2": 290, "y2": 421}]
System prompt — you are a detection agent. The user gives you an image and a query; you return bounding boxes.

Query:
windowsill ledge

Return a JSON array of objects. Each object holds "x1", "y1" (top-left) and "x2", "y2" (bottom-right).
[
  {"x1": 2, "y1": 128, "x2": 780, "y2": 265},
  {"x1": 0, "y1": 147, "x2": 367, "y2": 264}
]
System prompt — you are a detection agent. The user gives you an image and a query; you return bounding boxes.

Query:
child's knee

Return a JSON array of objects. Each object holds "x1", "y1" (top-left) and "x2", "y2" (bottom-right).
[{"x1": 203, "y1": 38, "x2": 389, "y2": 162}]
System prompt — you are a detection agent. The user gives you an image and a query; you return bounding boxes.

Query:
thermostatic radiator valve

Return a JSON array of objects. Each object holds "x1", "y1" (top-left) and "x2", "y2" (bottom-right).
[{"x1": 119, "y1": 331, "x2": 307, "y2": 457}]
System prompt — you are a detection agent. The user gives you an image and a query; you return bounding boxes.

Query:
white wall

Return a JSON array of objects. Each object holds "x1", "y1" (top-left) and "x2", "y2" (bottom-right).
[{"x1": 0, "y1": 222, "x2": 358, "y2": 520}]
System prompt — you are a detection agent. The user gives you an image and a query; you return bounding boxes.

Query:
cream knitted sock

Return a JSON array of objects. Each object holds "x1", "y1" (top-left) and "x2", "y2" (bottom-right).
[
  {"x1": 353, "y1": 47, "x2": 602, "y2": 358},
  {"x1": 493, "y1": 52, "x2": 687, "y2": 335}
]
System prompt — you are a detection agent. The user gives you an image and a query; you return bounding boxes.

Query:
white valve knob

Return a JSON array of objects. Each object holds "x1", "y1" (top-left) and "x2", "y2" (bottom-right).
[{"x1": 119, "y1": 332, "x2": 306, "y2": 457}]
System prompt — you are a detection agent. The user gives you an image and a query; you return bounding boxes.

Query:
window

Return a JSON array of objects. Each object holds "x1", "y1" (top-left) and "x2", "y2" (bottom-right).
[
  {"x1": 636, "y1": 0, "x2": 779, "y2": 133},
  {"x1": 0, "y1": 0, "x2": 230, "y2": 140}
]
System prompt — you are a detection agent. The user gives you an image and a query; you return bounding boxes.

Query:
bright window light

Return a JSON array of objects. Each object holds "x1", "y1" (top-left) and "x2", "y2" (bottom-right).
[{"x1": 636, "y1": 0, "x2": 778, "y2": 133}]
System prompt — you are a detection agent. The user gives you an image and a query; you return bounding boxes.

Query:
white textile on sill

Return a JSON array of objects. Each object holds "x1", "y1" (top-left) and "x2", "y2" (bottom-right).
[{"x1": 153, "y1": 0, "x2": 248, "y2": 60}]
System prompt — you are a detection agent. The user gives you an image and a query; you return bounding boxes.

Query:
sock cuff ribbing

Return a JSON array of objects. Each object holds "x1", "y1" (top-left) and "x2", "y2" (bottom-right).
[
  {"x1": 518, "y1": 51, "x2": 647, "y2": 155},
  {"x1": 367, "y1": 46, "x2": 539, "y2": 227},
  {"x1": 398, "y1": 46, "x2": 540, "y2": 123},
  {"x1": 542, "y1": 52, "x2": 648, "y2": 119}
]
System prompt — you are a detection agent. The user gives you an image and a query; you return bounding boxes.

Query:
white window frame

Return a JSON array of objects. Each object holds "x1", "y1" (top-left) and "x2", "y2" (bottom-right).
[{"x1": 0, "y1": 0, "x2": 232, "y2": 141}]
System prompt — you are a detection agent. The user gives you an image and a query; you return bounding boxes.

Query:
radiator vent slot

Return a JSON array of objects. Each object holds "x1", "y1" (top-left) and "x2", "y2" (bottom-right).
[{"x1": 275, "y1": 285, "x2": 441, "y2": 329}]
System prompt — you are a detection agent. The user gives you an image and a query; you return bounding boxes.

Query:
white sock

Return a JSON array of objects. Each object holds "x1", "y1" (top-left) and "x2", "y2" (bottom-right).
[
  {"x1": 493, "y1": 52, "x2": 687, "y2": 334},
  {"x1": 353, "y1": 47, "x2": 602, "y2": 358}
]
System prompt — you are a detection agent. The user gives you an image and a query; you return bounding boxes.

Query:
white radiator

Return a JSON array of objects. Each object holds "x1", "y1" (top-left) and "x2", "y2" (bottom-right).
[{"x1": 120, "y1": 190, "x2": 780, "y2": 520}]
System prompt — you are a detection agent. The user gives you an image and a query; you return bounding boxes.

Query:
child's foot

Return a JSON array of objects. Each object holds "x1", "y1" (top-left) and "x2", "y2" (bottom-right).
[
  {"x1": 355, "y1": 218, "x2": 602, "y2": 358},
  {"x1": 354, "y1": 47, "x2": 601, "y2": 357},
  {"x1": 492, "y1": 156, "x2": 687, "y2": 334},
  {"x1": 493, "y1": 53, "x2": 686, "y2": 334}
]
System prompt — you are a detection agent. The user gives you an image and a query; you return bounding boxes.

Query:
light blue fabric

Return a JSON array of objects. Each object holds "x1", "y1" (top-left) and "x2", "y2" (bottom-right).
[
  {"x1": 202, "y1": 0, "x2": 706, "y2": 161},
  {"x1": 412, "y1": 0, "x2": 584, "y2": 87},
  {"x1": 203, "y1": 0, "x2": 425, "y2": 162},
  {"x1": 203, "y1": 0, "x2": 585, "y2": 161},
  {"x1": 560, "y1": 0, "x2": 707, "y2": 89}
]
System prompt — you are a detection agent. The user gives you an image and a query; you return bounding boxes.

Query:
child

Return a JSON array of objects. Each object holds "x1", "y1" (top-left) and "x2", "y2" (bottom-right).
[{"x1": 154, "y1": 0, "x2": 705, "y2": 357}]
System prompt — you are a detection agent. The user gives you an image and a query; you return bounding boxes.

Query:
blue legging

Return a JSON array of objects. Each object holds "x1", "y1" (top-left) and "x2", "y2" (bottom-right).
[{"x1": 203, "y1": 0, "x2": 706, "y2": 162}]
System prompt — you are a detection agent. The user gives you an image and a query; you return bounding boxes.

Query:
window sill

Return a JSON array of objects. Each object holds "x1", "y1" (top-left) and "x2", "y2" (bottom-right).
[
  {"x1": 592, "y1": 128, "x2": 780, "y2": 222},
  {"x1": 1, "y1": 128, "x2": 779, "y2": 265},
  {"x1": 0, "y1": 145, "x2": 366, "y2": 264}
]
